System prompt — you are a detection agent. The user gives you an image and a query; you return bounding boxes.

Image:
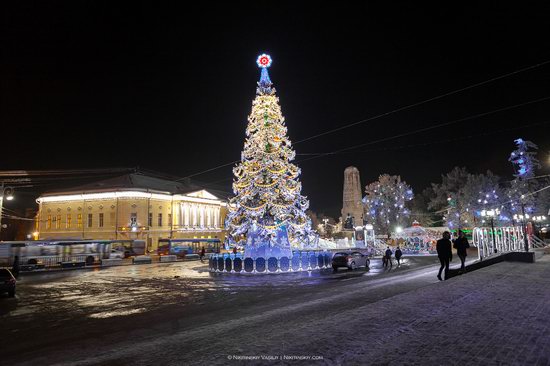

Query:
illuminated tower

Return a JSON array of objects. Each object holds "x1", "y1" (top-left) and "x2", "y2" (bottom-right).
[{"x1": 342, "y1": 166, "x2": 363, "y2": 229}]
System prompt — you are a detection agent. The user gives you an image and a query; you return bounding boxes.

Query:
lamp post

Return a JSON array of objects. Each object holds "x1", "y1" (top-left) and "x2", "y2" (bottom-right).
[
  {"x1": 481, "y1": 208, "x2": 500, "y2": 253},
  {"x1": 0, "y1": 182, "x2": 15, "y2": 238},
  {"x1": 513, "y1": 211, "x2": 530, "y2": 252}
]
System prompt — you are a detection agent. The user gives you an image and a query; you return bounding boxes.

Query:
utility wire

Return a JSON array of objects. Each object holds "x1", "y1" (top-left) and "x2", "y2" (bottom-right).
[
  {"x1": 175, "y1": 59, "x2": 550, "y2": 180},
  {"x1": 296, "y1": 96, "x2": 550, "y2": 164},
  {"x1": 295, "y1": 120, "x2": 550, "y2": 156},
  {"x1": 294, "y1": 59, "x2": 550, "y2": 144}
]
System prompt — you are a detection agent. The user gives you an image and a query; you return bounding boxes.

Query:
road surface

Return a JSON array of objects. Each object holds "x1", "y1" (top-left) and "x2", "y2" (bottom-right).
[{"x1": 3, "y1": 254, "x2": 537, "y2": 365}]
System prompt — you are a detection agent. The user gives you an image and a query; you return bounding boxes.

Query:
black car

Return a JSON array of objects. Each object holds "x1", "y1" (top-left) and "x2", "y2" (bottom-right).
[
  {"x1": 332, "y1": 251, "x2": 370, "y2": 271},
  {"x1": 0, "y1": 268, "x2": 16, "y2": 297}
]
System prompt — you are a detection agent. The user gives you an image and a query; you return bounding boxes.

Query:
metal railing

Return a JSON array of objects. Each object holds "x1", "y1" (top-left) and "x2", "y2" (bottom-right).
[{"x1": 472, "y1": 226, "x2": 525, "y2": 260}]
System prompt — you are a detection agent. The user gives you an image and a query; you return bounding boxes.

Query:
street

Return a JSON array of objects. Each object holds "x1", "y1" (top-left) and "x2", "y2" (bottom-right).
[{"x1": 0, "y1": 255, "x2": 495, "y2": 365}]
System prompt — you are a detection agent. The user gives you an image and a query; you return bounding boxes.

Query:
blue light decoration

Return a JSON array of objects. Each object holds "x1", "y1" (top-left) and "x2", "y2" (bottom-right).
[
  {"x1": 256, "y1": 54, "x2": 274, "y2": 95},
  {"x1": 509, "y1": 138, "x2": 538, "y2": 179},
  {"x1": 506, "y1": 138, "x2": 541, "y2": 218}
]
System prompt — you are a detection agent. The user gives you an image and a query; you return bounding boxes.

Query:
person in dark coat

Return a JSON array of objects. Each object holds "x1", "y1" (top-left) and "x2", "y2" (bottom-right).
[
  {"x1": 199, "y1": 247, "x2": 206, "y2": 263},
  {"x1": 453, "y1": 230, "x2": 470, "y2": 272},
  {"x1": 12, "y1": 255, "x2": 20, "y2": 278},
  {"x1": 384, "y1": 247, "x2": 393, "y2": 267},
  {"x1": 395, "y1": 247, "x2": 403, "y2": 266},
  {"x1": 436, "y1": 231, "x2": 452, "y2": 280}
]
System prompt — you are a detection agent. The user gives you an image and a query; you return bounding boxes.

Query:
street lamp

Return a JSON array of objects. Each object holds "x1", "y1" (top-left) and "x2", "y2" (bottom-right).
[
  {"x1": 0, "y1": 183, "x2": 15, "y2": 237},
  {"x1": 481, "y1": 208, "x2": 500, "y2": 253}
]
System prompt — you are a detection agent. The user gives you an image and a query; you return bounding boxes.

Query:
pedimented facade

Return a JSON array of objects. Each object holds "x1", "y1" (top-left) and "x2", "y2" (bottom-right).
[{"x1": 36, "y1": 173, "x2": 227, "y2": 251}]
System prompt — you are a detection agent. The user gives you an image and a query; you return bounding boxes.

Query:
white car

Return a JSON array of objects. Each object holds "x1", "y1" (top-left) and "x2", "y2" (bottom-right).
[{"x1": 109, "y1": 249, "x2": 125, "y2": 259}]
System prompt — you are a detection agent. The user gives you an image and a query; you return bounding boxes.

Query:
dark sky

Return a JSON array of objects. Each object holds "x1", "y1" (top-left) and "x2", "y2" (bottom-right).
[{"x1": 2, "y1": 2, "x2": 550, "y2": 217}]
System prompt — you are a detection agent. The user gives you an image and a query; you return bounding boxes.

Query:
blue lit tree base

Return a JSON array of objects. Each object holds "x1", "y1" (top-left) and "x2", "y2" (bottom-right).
[
  {"x1": 243, "y1": 226, "x2": 293, "y2": 259},
  {"x1": 208, "y1": 250, "x2": 332, "y2": 274}
]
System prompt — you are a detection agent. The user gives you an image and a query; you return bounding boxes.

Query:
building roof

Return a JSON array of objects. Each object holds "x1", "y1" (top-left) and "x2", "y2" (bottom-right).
[{"x1": 40, "y1": 173, "x2": 212, "y2": 197}]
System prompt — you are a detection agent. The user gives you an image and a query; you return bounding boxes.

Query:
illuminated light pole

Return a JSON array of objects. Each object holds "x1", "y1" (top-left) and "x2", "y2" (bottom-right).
[
  {"x1": 481, "y1": 209, "x2": 500, "y2": 253},
  {"x1": 0, "y1": 182, "x2": 15, "y2": 238}
]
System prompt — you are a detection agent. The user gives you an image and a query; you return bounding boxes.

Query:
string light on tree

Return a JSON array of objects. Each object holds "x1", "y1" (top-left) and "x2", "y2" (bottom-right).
[{"x1": 225, "y1": 54, "x2": 315, "y2": 256}]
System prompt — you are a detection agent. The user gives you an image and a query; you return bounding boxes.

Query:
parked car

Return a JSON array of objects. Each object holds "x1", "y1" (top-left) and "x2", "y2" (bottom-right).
[
  {"x1": 332, "y1": 251, "x2": 370, "y2": 271},
  {"x1": 0, "y1": 268, "x2": 16, "y2": 297},
  {"x1": 109, "y1": 249, "x2": 125, "y2": 259}
]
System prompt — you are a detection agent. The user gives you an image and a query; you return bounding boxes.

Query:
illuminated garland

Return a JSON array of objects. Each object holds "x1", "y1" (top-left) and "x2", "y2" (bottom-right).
[{"x1": 224, "y1": 55, "x2": 313, "y2": 244}]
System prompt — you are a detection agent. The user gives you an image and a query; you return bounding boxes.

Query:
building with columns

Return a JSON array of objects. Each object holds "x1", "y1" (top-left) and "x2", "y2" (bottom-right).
[{"x1": 36, "y1": 173, "x2": 228, "y2": 251}]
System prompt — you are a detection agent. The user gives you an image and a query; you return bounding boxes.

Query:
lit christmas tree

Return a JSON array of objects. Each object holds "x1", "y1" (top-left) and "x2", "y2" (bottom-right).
[
  {"x1": 225, "y1": 54, "x2": 314, "y2": 257},
  {"x1": 363, "y1": 174, "x2": 413, "y2": 236}
]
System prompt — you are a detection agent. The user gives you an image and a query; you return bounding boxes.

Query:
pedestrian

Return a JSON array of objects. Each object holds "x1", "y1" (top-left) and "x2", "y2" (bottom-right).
[
  {"x1": 12, "y1": 255, "x2": 20, "y2": 279},
  {"x1": 395, "y1": 246, "x2": 402, "y2": 266},
  {"x1": 384, "y1": 246, "x2": 393, "y2": 267},
  {"x1": 232, "y1": 246, "x2": 237, "y2": 255},
  {"x1": 453, "y1": 230, "x2": 470, "y2": 273},
  {"x1": 436, "y1": 231, "x2": 453, "y2": 281},
  {"x1": 199, "y1": 247, "x2": 206, "y2": 263}
]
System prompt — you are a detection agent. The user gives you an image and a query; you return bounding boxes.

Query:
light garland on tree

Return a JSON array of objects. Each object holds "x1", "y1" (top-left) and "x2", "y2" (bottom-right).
[
  {"x1": 225, "y1": 54, "x2": 314, "y2": 247},
  {"x1": 363, "y1": 174, "x2": 413, "y2": 235}
]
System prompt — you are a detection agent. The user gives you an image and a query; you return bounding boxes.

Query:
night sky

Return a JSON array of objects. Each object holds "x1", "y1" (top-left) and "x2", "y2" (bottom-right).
[{"x1": 2, "y1": 2, "x2": 550, "y2": 217}]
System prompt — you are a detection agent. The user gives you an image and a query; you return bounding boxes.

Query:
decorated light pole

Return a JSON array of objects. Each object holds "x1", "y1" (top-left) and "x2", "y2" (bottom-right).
[
  {"x1": 0, "y1": 182, "x2": 15, "y2": 238},
  {"x1": 481, "y1": 208, "x2": 500, "y2": 253}
]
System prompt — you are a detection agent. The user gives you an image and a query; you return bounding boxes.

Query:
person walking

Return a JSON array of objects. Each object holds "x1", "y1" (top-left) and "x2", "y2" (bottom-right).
[
  {"x1": 384, "y1": 246, "x2": 393, "y2": 268},
  {"x1": 453, "y1": 230, "x2": 470, "y2": 273},
  {"x1": 199, "y1": 247, "x2": 206, "y2": 263},
  {"x1": 12, "y1": 255, "x2": 20, "y2": 279},
  {"x1": 436, "y1": 231, "x2": 453, "y2": 280},
  {"x1": 395, "y1": 247, "x2": 403, "y2": 266}
]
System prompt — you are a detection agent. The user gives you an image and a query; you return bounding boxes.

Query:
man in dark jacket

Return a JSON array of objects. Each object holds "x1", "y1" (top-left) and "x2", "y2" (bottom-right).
[
  {"x1": 384, "y1": 247, "x2": 393, "y2": 267},
  {"x1": 395, "y1": 247, "x2": 403, "y2": 266},
  {"x1": 453, "y1": 230, "x2": 470, "y2": 272},
  {"x1": 436, "y1": 231, "x2": 452, "y2": 281}
]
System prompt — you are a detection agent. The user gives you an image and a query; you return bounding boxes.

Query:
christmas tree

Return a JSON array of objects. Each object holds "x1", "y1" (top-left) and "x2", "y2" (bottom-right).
[
  {"x1": 225, "y1": 54, "x2": 314, "y2": 257},
  {"x1": 363, "y1": 174, "x2": 413, "y2": 236}
]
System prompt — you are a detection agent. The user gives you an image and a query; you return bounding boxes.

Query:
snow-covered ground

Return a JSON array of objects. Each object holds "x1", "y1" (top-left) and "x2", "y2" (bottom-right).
[{"x1": 1, "y1": 253, "x2": 548, "y2": 365}]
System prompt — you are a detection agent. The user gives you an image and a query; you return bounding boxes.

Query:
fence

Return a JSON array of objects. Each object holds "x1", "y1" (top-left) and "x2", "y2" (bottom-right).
[
  {"x1": 208, "y1": 251, "x2": 332, "y2": 273},
  {"x1": 472, "y1": 226, "x2": 525, "y2": 260}
]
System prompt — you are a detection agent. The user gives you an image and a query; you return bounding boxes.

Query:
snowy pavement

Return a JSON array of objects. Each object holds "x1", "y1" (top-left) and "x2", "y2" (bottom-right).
[{"x1": 1, "y1": 253, "x2": 548, "y2": 365}]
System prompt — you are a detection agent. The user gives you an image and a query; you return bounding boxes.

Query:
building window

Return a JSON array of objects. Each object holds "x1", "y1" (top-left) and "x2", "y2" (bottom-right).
[
  {"x1": 158, "y1": 213, "x2": 162, "y2": 227},
  {"x1": 168, "y1": 213, "x2": 172, "y2": 227},
  {"x1": 47, "y1": 215, "x2": 52, "y2": 229},
  {"x1": 109, "y1": 212, "x2": 115, "y2": 227},
  {"x1": 66, "y1": 214, "x2": 72, "y2": 229},
  {"x1": 148, "y1": 212, "x2": 153, "y2": 227},
  {"x1": 56, "y1": 215, "x2": 61, "y2": 229},
  {"x1": 77, "y1": 214, "x2": 82, "y2": 228},
  {"x1": 99, "y1": 213, "x2": 104, "y2": 228},
  {"x1": 87, "y1": 213, "x2": 93, "y2": 228},
  {"x1": 130, "y1": 213, "x2": 137, "y2": 226}
]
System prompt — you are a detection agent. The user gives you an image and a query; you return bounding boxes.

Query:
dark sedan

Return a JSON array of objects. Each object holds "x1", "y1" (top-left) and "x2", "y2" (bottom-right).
[
  {"x1": 332, "y1": 251, "x2": 370, "y2": 271},
  {"x1": 0, "y1": 268, "x2": 16, "y2": 297}
]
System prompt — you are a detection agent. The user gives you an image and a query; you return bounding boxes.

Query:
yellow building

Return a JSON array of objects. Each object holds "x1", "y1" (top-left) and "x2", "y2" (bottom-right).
[{"x1": 36, "y1": 173, "x2": 228, "y2": 251}]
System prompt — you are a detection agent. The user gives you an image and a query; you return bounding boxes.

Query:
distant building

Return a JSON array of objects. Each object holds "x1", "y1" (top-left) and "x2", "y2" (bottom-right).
[
  {"x1": 36, "y1": 173, "x2": 227, "y2": 251},
  {"x1": 341, "y1": 166, "x2": 364, "y2": 229}
]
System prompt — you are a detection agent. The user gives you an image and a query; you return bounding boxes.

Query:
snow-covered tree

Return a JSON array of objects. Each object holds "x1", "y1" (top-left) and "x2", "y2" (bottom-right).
[
  {"x1": 225, "y1": 54, "x2": 313, "y2": 250},
  {"x1": 363, "y1": 174, "x2": 413, "y2": 236},
  {"x1": 430, "y1": 167, "x2": 504, "y2": 228},
  {"x1": 429, "y1": 167, "x2": 472, "y2": 229},
  {"x1": 506, "y1": 138, "x2": 541, "y2": 218}
]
